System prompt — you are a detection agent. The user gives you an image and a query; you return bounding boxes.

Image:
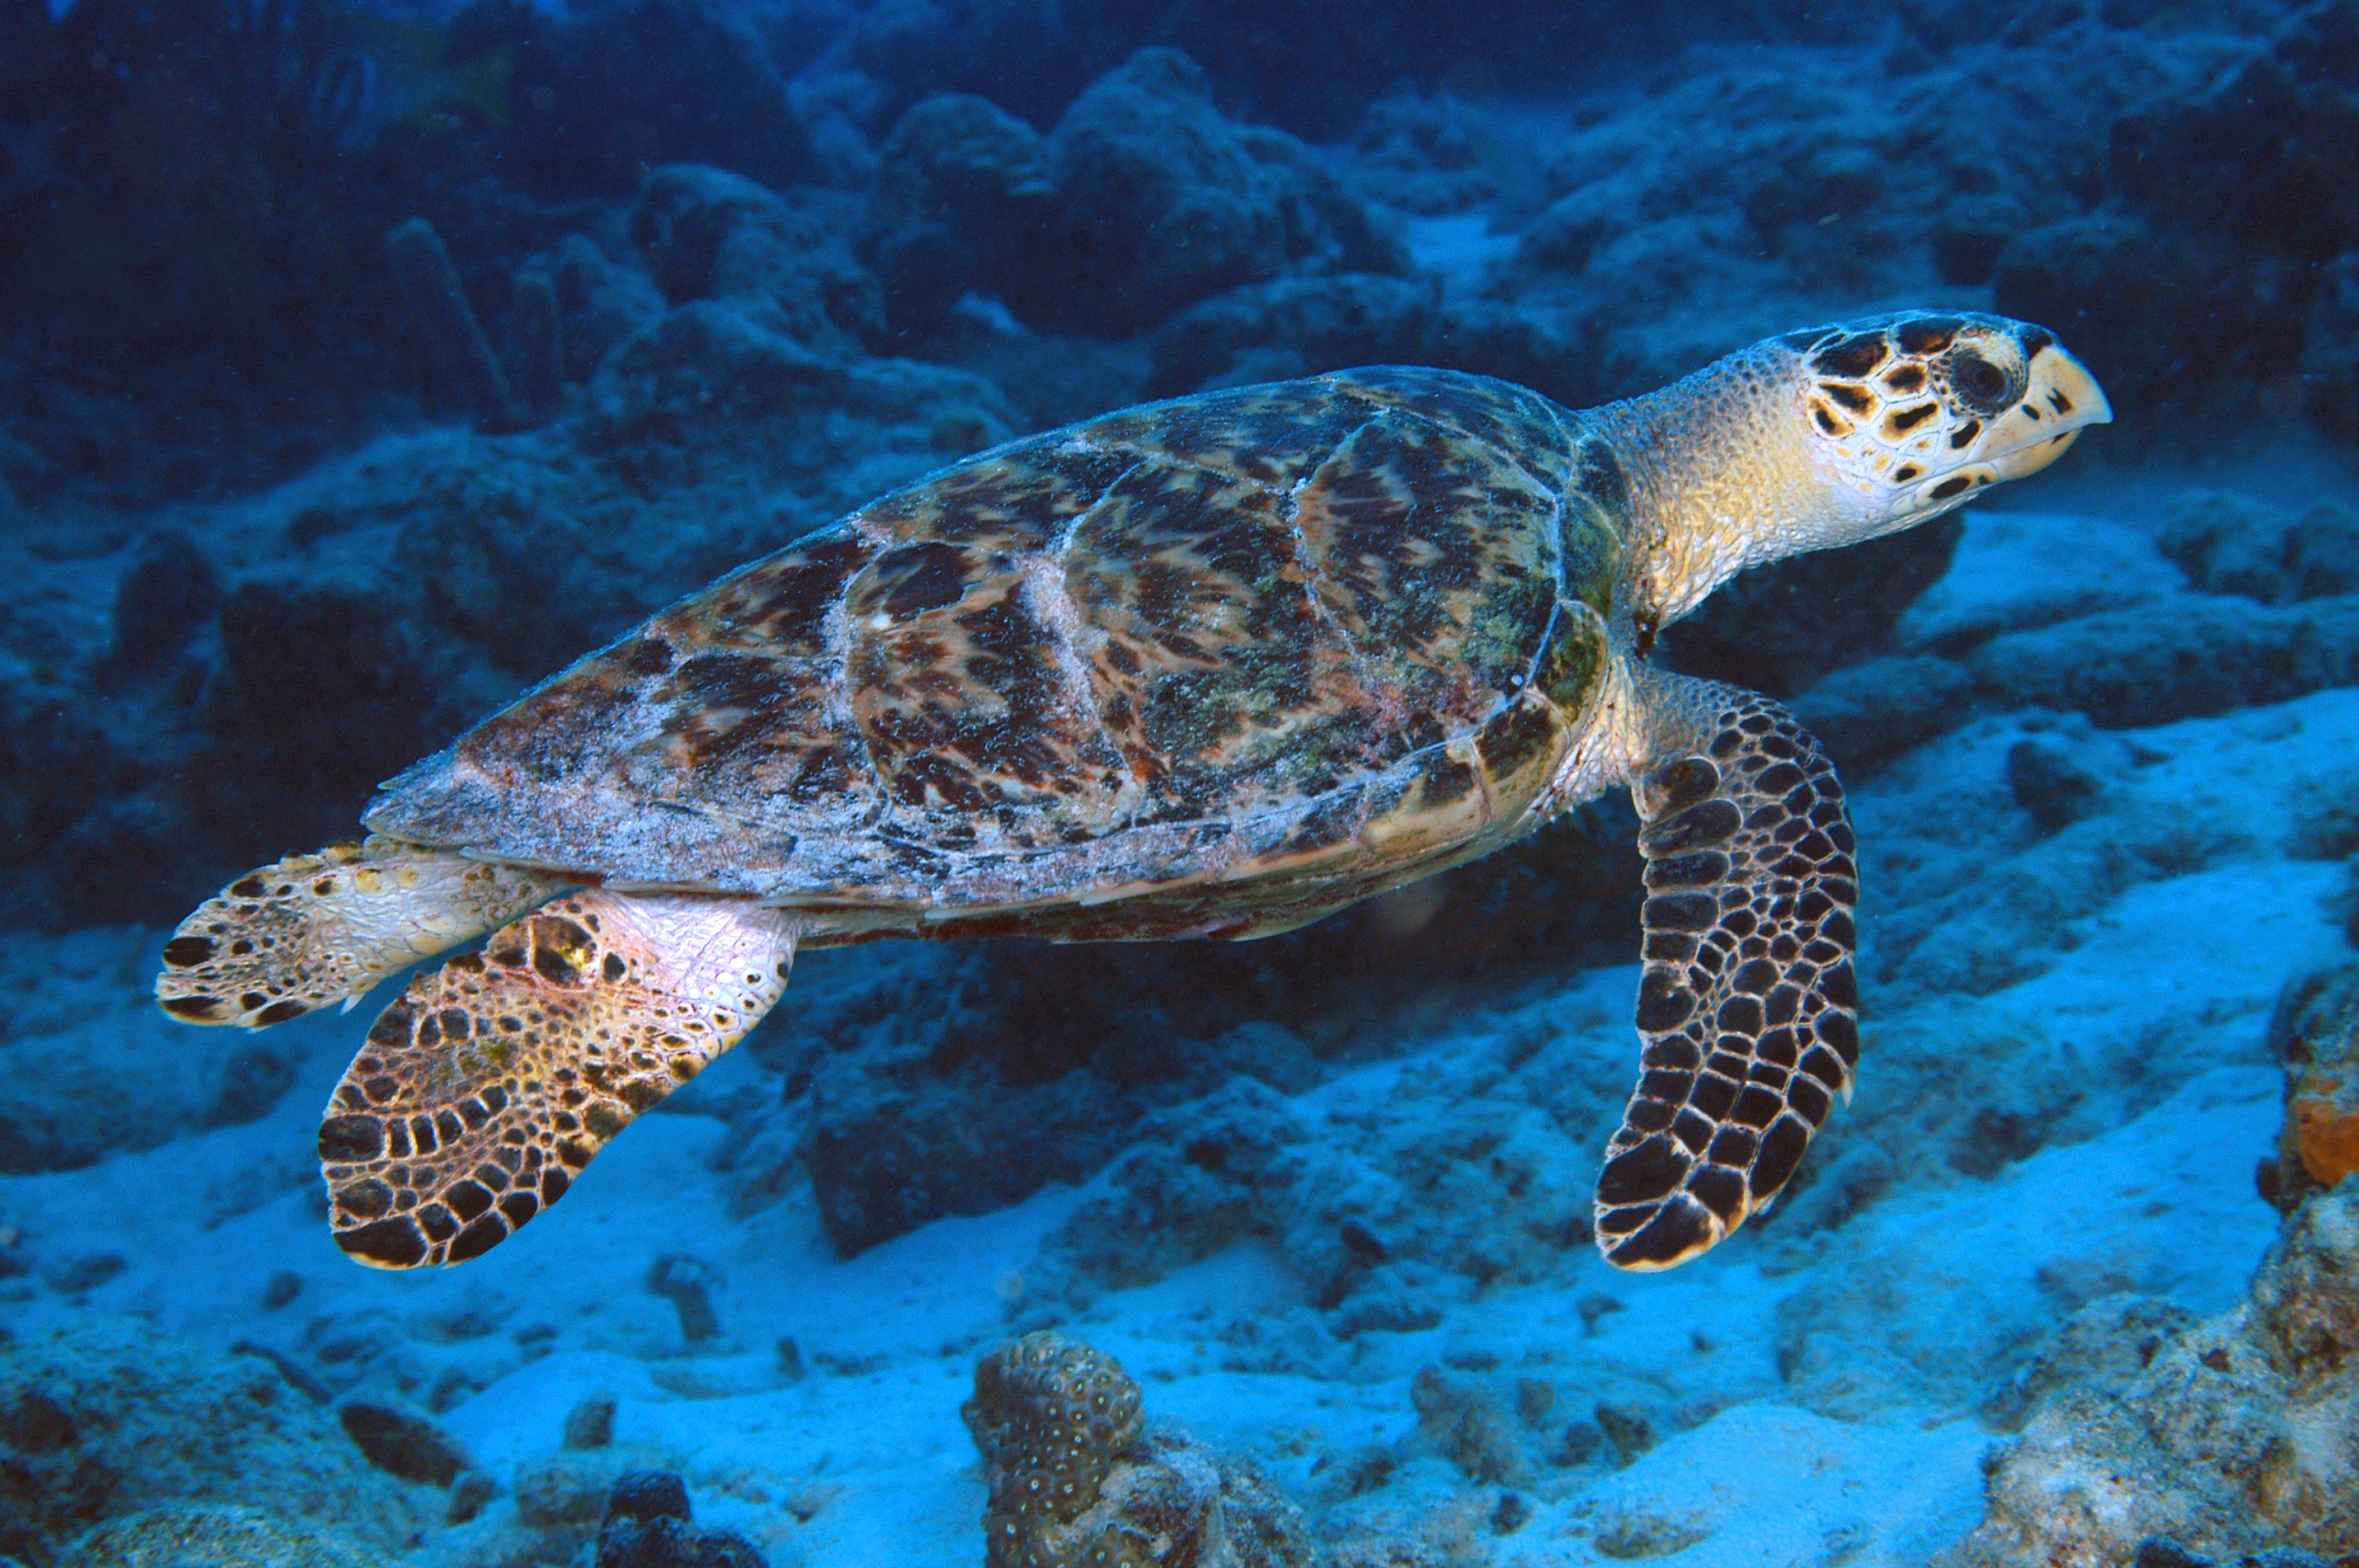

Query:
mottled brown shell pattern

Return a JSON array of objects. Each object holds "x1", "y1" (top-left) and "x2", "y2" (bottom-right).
[{"x1": 370, "y1": 369, "x2": 1634, "y2": 934}]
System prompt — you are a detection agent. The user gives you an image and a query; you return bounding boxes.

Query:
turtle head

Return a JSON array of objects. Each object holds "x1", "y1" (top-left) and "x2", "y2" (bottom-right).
[
  {"x1": 1783, "y1": 312, "x2": 2112, "y2": 536},
  {"x1": 1597, "y1": 311, "x2": 2109, "y2": 631}
]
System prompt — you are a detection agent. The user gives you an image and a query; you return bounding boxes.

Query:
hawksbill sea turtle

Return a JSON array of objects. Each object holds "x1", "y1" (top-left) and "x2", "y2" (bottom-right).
[{"x1": 155, "y1": 312, "x2": 2109, "y2": 1272}]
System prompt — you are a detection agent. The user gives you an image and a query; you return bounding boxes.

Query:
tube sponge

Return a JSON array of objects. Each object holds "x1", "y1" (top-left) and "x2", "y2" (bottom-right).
[
  {"x1": 511, "y1": 271, "x2": 564, "y2": 422},
  {"x1": 387, "y1": 218, "x2": 524, "y2": 433}
]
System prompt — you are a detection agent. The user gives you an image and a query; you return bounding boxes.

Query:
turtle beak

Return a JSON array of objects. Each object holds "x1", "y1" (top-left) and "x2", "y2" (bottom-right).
[
  {"x1": 1899, "y1": 343, "x2": 2111, "y2": 512},
  {"x1": 1980, "y1": 344, "x2": 2112, "y2": 482}
]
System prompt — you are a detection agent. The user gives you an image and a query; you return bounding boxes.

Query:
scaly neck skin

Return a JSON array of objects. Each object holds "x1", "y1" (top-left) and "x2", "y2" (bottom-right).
[{"x1": 1583, "y1": 344, "x2": 1870, "y2": 639}]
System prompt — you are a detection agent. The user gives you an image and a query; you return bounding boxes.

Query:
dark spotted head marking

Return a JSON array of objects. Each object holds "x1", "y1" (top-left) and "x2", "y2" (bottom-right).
[
  {"x1": 161, "y1": 935, "x2": 215, "y2": 968},
  {"x1": 1897, "y1": 316, "x2": 1963, "y2": 354},
  {"x1": 1813, "y1": 334, "x2": 1887, "y2": 378},
  {"x1": 1885, "y1": 403, "x2": 1938, "y2": 436},
  {"x1": 161, "y1": 994, "x2": 227, "y2": 1021}
]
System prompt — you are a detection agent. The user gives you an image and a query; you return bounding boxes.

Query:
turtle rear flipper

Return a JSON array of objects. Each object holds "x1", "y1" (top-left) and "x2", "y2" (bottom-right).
[
  {"x1": 154, "y1": 837, "x2": 566, "y2": 1028},
  {"x1": 1595, "y1": 680, "x2": 1860, "y2": 1271},
  {"x1": 321, "y1": 889, "x2": 798, "y2": 1269}
]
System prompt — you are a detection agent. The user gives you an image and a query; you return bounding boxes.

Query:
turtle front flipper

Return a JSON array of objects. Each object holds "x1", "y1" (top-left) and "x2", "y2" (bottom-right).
[
  {"x1": 155, "y1": 837, "x2": 568, "y2": 1028},
  {"x1": 1595, "y1": 679, "x2": 1860, "y2": 1271},
  {"x1": 319, "y1": 889, "x2": 797, "y2": 1269}
]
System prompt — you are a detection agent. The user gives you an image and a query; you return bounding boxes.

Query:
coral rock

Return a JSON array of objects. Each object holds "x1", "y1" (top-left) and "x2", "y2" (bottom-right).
[
  {"x1": 1950, "y1": 1187, "x2": 2359, "y2": 1566},
  {"x1": 2157, "y1": 490, "x2": 2359, "y2": 606},
  {"x1": 513, "y1": 235, "x2": 667, "y2": 391},
  {"x1": 1964, "y1": 594, "x2": 2359, "y2": 732},
  {"x1": 1044, "y1": 49, "x2": 1401, "y2": 335},
  {"x1": 1992, "y1": 216, "x2": 2305, "y2": 417},
  {"x1": 515, "y1": 1451, "x2": 625, "y2": 1529},
  {"x1": 866, "y1": 93, "x2": 1057, "y2": 337},
  {"x1": 387, "y1": 219, "x2": 524, "y2": 433},
  {"x1": 1659, "y1": 514, "x2": 1963, "y2": 700},
  {"x1": 108, "y1": 531, "x2": 218, "y2": 674},
  {"x1": 629, "y1": 166, "x2": 883, "y2": 357},
  {"x1": 507, "y1": 0, "x2": 808, "y2": 197},
  {"x1": 1979, "y1": 1295, "x2": 2201, "y2": 1433},
  {"x1": 0, "y1": 1319, "x2": 433, "y2": 1563},
  {"x1": 2251, "y1": 1187, "x2": 2359, "y2": 1391},
  {"x1": 864, "y1": 47, "x2": 1408, "y2": 341},
  {"x1": 54, "y1": 1504, "x2": 375, "y2": 1568},
  {"x1": 1409, "y1": 1364, "x2": 1534, "y2": 1487},
  {"x1": 595, "y1": 1469, "x2": 767, "y2": 1568},
  {"x1": 1347, "y1": 92, "x2": 1502, "y2": 216}
]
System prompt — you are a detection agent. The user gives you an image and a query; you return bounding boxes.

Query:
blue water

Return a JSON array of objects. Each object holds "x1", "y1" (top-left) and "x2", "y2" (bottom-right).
[{"x1": 1, "y1": 2, "x2": 2356, "y2": 1564}]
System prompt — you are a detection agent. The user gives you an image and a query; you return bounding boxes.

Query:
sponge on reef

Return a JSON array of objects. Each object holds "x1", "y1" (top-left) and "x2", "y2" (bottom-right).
[
  {"x1": 387, "y1": 217, "x2": 525, "y2": 433},
  {"x1": 2269, "y1": 964, "x2": 2359, "y2": 1207}
]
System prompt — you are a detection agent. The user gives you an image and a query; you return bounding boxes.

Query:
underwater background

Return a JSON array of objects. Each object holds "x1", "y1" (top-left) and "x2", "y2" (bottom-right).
[{"x1": 3, "y1": 0, "x2": 2359, "y2": 1562}]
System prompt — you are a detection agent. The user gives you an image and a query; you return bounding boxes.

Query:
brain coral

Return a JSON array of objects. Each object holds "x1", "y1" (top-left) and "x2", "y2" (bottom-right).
[
  {"x1": 963, "y1": 1331, "x2": 1310, "y2": 1568},
  {"x1": 965, "y1": 1332, "x2": 1146, "y2": 1563}
]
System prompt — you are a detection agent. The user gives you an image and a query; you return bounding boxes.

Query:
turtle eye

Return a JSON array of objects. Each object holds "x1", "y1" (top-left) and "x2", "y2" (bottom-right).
[{"x1": 1949, "y1": 350, "x2": 2012, "y2": 412}]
